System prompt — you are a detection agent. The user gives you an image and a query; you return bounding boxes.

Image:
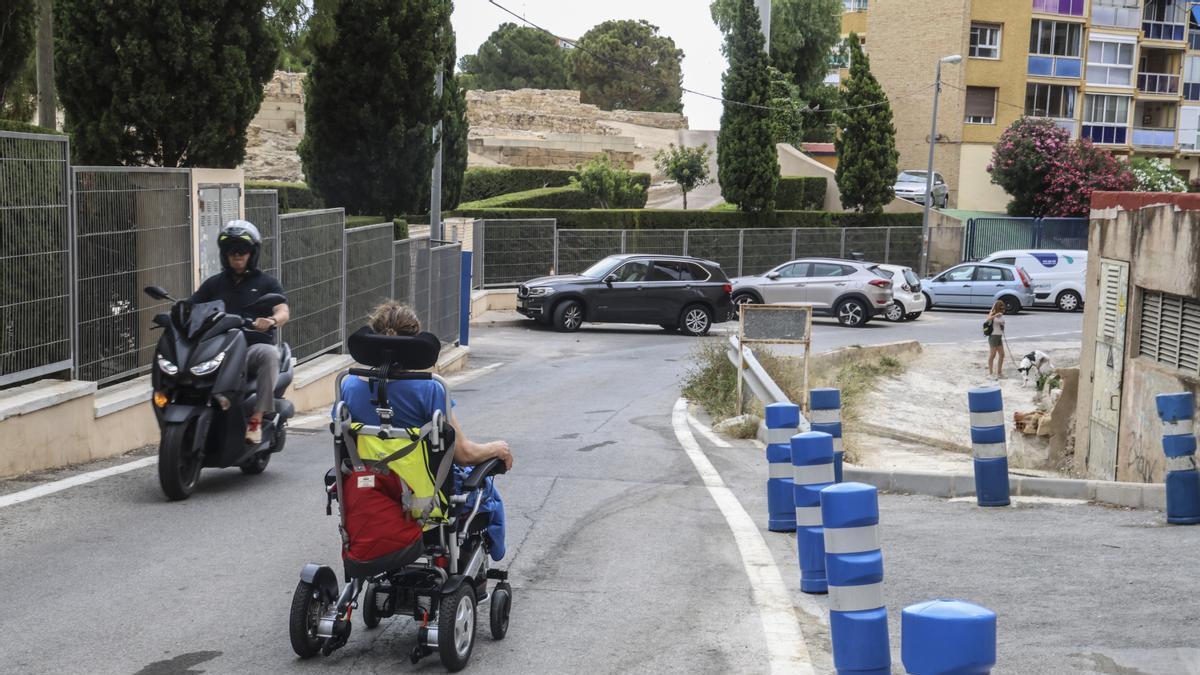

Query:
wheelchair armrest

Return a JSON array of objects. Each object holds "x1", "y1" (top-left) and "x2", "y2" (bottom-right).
[{"x1": 462, "y1": 457, "x2": 506, "y2": 491}]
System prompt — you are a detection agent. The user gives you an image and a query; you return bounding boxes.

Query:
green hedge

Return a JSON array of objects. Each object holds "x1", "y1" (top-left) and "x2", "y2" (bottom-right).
[
  {"x1": 0, "y1": 120, "x2": 66, "y2": 136},
  {"x1": 245, "y1": 180, "x2": 324, "y2": 211},
  {"x1": 775, "y1": 177, "x2": 827, "y2": 210},
  {"x1": 447, "y1": 208, "x2": 922, "y2": 229},
  {"x1": 344, "y1": 216, "x2": 409, "y2": 239},
  {"x1": 459, "y1": 183, "x2": 648, "y2": 209},
  {"x1": 459, "y1": 166, "x2": 652, "y2": 203}
]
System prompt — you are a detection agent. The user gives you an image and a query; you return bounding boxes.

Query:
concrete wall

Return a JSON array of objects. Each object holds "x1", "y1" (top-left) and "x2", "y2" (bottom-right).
[
  {"x1": 957, "y1": 143, "x2": 1011, "y2": 212},
  {"x1": 867, "y1": 0, "x2": 969, "y2": 208},
  {"x1": 1076, "y1": 193, "x2": 1200, "y2": 482},
  {"x1": 776, "y1": 143, "x2": 923, "y2": 214}
]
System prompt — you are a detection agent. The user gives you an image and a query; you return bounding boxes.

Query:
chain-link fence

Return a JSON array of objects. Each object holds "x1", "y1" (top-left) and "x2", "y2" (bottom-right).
[
  {"x1": 281, "y1": 208, "x2": 346, "y2": 363},
  {"x1": 245, "y1": 189, "x2": 281, "y2": 280},
  {"x1": 343, "y1": 222, "x2": 394, "y2": 339},
  {"x1": 73, "y1": 167, "x2": 192, "y2": 384},
  {"x1": 1, "y1": 131, "x2": 73, "y2": 387}
]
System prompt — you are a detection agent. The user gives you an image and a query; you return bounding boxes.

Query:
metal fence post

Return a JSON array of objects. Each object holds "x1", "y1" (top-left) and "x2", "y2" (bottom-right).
[
  {"x1": 738, "y1": 229, "x2": 745, "y2": 277},
  {"x1": 621, "y1": 230, "x2": 627, "y2": 254},
  {"x1": 460, "y1": 250, "x2": 472, "y2": 347},
  {"x1": 884, "y1": 228, "x2": 892, "y2": 264},
  {"x1": 1032, "y1": 218, "x2": 1043, "y2": 248},
  {"x1": 552, "y1": 223, "x2": 559, "y2": 274},
  {"x1": 840, "y1": 228, "x2": 847, "y2": 258},
  {"x1": 791, "y1": 228, "x2": 797, "y2": 259},
  {"x1": 683, "y1": 229, "x2": 690, "y2": 256},
  {"x1": 341, "y1": 227, "x2": 348, "y2": 353}
]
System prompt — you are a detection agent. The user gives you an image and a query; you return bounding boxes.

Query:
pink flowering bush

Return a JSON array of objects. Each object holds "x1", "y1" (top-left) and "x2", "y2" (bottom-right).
[
  {"x1": 1034, "y1": 139, "x2": 1134, "y2": 217},
  {"x1": 989, "y1": 116, "x2": 1132, "y2": 216}
]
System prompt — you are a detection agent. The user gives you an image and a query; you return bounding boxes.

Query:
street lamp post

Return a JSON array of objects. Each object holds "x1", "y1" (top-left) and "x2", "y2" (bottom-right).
[{"x1": 919, "y1": 54, "x2": 962, "y2": 278}]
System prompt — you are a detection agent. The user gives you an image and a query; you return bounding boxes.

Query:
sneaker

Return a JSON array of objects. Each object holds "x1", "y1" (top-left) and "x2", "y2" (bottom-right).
[{"x1": 246, "y1": 417, "x2": 263, "y2": 444}]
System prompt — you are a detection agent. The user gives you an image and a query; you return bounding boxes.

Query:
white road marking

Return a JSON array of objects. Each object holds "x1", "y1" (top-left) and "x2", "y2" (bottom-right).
[
  {"x1": 289, "y1": 413, "x2": 329, "y2": 429},
  {"x1": 0, "y1": 456, "x2": 157, "y2": 509},
  {"x1": 948, "y1": 495, "x2": 1087, "y2": 506},
  {"x1": 672, "y1": 398, "x2": 815, "y2": 675},
  {"x1": 687, "y1": 412, "x2": 731, "y2": 448},
  {"x1": 446, "y1": 361, "x2": 505, "y2": 386}
]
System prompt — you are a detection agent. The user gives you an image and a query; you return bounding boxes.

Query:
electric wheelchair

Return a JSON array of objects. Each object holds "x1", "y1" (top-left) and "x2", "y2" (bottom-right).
[{"x1": 288, "y1": 328, "x2": 511, "y2": 671}]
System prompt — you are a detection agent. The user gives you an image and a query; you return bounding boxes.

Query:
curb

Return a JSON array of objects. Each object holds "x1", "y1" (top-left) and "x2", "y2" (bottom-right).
[
  {"x1": 469, "y1": 317, "x2": 530, "y2": 328},
  {"x1": 844, "y1": 466, "x2": 1166, "y2": 512},
  {"x1": 853, "y1": 421, "x2": 973, "y2": 455}
]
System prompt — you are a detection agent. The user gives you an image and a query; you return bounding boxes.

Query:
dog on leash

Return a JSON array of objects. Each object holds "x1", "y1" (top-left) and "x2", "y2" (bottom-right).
[{"x1": 1017, "y1": 350, "x2": 1054, "y2": 386}]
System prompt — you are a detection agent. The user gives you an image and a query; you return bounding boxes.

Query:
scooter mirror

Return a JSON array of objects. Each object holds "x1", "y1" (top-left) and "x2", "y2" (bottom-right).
[{"x1": 144, "y1": 285, "x2": 171, "y2": 301}]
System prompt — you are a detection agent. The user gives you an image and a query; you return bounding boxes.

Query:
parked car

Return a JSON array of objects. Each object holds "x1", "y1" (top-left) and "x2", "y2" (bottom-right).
[
  {"x1": 922, "y1": 262, "x2": 1036, "y2": 313},
  {"x1": 730, "y1": 258, "x2": 894, "y2": 327},
  {"x1": 978, "y1": 249, "x2": 1087, "y2": 312},
  {"x1": 893, "y1": 170, "x2": 949, "y2": 208},
  {"x1": 876, "y1": 264, "x2": 926, "y2": 321},
  {"x1": 516, "y1": 254, "x2": 734, "y2": 335}
]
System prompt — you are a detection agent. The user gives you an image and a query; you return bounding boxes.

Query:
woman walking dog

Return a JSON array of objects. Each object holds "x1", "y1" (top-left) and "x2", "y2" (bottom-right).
[{"x1": 984, "y1": 299, "x2": 1007, "y2": 379}]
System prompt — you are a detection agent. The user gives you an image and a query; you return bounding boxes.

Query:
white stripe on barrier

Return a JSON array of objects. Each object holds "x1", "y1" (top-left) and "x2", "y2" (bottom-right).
[
  {"x1": 769, "y1": 463, "x2": 793, "y2": 479},
  {"x1": 828, "y1": 582, "x2": 885, "y2": 613},
  {"x1": 970, "y1": 410, "x2": 1005, "y2": 428},
  {"x1": 972, "y1": 442, "x2": 1007, "y2": 459},
  {"x1": 809, "y1": 409, "x2": 840, "y2": 424},
  {"x1": 1163, "y1": 419, "x2": 1195, "y2": 436},
  {"x1": 1166, "y1": 455, "x2": 1198, "y2": 473},
  {"x1": 832, "y1": 437, "x2": 844, "y2": 453},
  {"x1": 766, "y1": 427, "x2": 796, "y2": 445},
  {"x1": 796, "y1": 506, "x2": 823, "y2": 527},
  {"x1": 793, "y1": 463, "x2": 836, "y2": 485},
  {"x1": 823, "y1": 525, "x2": 881, "y2": 554}
]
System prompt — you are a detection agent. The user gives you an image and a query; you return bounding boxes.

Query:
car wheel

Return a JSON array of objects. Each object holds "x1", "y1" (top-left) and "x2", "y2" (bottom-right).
[
  {"x1": 1056, "y1": 289, "x2": 1082, "y2": 312},
  {"x1": 884, "y1": 302, "x2": 905, "y2": 322},
  {"x1": 922, "y1": 292, "x2": 934, "y2": 310},
  {"x1": 552, "y1": 300, "x2": 583, "y2": 332},
  {"x1": 836, "y1": 298, "x2": 868, "y2": 327},
  {"x1": 905, "y1": 311, "x2": 923, "y2": 321},
  {"x1": 679, "y1": 304, "x2": 713, "y2": 336},
  {"x1": 732, "y1": 292, "x2": 759, "y2": 312},
  {"x1": 1002, "y1": 295, "x2": 1022, "y2": 315}
]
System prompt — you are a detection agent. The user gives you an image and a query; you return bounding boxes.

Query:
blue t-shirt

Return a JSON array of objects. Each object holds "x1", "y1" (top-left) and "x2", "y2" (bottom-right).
[{"x1": 337, "y1": 377, "x2": 450, "y2": 428}]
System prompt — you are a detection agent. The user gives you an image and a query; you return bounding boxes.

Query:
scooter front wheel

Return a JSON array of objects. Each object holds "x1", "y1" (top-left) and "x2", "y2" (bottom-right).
[{"x1": 159, "y1": 420, "x2": 202, "y2": 501}]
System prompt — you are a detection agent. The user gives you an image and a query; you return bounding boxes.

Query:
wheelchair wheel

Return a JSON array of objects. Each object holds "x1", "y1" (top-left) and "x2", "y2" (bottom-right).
[
  {"x1": 362, "y1": 582, "x2": 381, "y2": 629},
  {"x1": 437, "y1": 583, "x2": 477, "y2": 672},
  {"x1": 489, "y1": 582, "x2": 511, "y2": 640},
  {"x1": 289, "y1": 578, "x2": 333, "y2": 658}
]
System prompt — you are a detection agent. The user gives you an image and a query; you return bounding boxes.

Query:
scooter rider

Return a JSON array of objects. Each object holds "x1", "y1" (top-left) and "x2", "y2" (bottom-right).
[{"x1": 190, "y1": 220, "x2": 290, "y2": 444}]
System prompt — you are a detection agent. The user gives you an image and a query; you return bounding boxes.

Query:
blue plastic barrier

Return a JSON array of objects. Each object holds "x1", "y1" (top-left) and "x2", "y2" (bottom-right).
[
  {"x1": 967, "y1": 387, "x2": 1010, "y2": 507},
  {"x1": 821, "y1": 482, "x2": 890, "y2": 675},
  {"x1": 1155, "y1": 392, "x2": 1200, "y2": 525},
  {"x1": 901, "y1": 599, "x2": 996, "y2": 675},
  {"x1": 765, "y1": 402, "x2": 800, "y2": 532},
  {"x1": 810, "y1": 388, "x2": 844, "y2": 483},
  {"x1": 792, "y1": 431, "x2": 835, "y2": 594}
]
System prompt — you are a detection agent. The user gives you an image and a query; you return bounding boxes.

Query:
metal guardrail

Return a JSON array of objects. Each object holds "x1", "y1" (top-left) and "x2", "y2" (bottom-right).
[{"x1": 725, "y1": 335, "x2": 810, "y2": 433}]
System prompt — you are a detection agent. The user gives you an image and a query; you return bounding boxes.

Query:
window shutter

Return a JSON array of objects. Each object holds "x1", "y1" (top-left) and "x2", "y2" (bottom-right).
[
  {"x1": 965, "y1": 87, "x2": 996, "y2": 117},
  {"x1": 1100, "y1": 262, "x2": 1122, "y2": 340}
]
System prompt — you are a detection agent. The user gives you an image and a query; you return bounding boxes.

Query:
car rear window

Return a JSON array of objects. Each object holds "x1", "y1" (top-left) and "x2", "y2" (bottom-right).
[
  {"x1": 867, "y1": 265, "x2": 889, "y2": 278},
  {"x1": 903, "y1": 269, "x2": 920, "y2": 286}
]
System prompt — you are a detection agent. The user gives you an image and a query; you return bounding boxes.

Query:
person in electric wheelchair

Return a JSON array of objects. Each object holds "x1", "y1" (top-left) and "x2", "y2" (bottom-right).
[{"x1": 289, "y1": 302, "x2": 513, "y2": 671}]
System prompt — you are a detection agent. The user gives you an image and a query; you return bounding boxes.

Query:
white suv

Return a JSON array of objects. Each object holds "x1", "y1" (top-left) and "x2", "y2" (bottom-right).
[{"x1": 730, "y1": 258, "x2": 895, "y2": 327}]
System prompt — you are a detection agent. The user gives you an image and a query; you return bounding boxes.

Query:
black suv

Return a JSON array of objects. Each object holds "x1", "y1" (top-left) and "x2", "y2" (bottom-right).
[{"x1": 517, "y1": 254, "x2": 735, "y2": 335}]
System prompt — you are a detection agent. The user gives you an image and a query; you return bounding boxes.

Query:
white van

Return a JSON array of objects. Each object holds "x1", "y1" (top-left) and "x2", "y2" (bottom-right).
[{"x1": 978, "y1": 249, "x2": 1087, "y2": 311}]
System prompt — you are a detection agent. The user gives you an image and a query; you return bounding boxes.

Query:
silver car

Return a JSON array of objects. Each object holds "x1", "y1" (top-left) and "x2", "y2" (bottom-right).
[
  {"x1": 730, "y1": 258, "x2": 895, "y2": 327},
  {"x1": 893, "y1": 170, "x2": 949, "y2": 208}
]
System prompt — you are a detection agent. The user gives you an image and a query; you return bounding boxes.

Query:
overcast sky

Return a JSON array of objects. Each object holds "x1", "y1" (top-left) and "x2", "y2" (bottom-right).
[{"x1": 451, "y1": 0, "x2": 729, "y2": 130}]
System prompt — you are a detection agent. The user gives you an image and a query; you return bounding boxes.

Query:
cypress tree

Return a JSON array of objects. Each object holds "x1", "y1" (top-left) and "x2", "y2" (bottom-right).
[
  {"x1": 835, "y1": 34, "x2": 898, "y2": 214},
  {"x1": 55, "y1": 0, "x2": 278, "y2": 166},
  {"x1": 717, "y1": 0, "x2": 779, "y2": 213},
  {"x1": 299, "y1": 0, "x2": 453, "y2": 218},
  {"x1": 0, "y1": 0, "x2": 36, "y2": 116}
]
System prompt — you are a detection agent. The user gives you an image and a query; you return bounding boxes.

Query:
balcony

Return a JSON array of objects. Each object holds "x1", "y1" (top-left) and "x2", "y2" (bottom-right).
[
  {"x1": 1047, "y1": 118, "x2": 1080, "y2": 137},
  {"x1": 1028, "y1": 55, "x2": 1083, "y2": 78},
  {"x1": 1033, "y1": 0, "x2": 1084, "y2": 16},
  {"x1": 1181, "y1": 131, "x2": 1200, "y2": 151},
  {"x1": 1186, "y1": 82, "x2": 1200, "y2": 101},
  {"x1": 1082, "y1": 123, "x2": 1129, "y2": 144},
  {"x1": 1138, "y1": 71, "x2": 1181, "y2": 94},
  {"x1": 1144, "y1": 20, "x2": 1187, "y2": 41},
  {"x1": 1132, "y1": 127, "x2": 1177, "y2": 147},
  {"x1": 1092, "y1": 6, "x2": 1141, "y2": 29}
]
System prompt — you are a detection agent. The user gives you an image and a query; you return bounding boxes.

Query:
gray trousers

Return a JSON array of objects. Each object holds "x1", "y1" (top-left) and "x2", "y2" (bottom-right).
[{"x1": 246, "y1": 343, "x2": 280, "y2": 414}]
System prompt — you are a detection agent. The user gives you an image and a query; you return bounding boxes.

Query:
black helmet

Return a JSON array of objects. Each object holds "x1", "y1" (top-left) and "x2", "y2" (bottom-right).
[{"x1": 217, "y1": 220, "x2": 263, "y2": 273}]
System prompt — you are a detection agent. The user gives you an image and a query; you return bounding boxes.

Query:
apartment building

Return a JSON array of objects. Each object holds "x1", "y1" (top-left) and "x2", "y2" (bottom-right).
[{"x1": 839, "y1": 0, "x2": 1200, "y2": 211}]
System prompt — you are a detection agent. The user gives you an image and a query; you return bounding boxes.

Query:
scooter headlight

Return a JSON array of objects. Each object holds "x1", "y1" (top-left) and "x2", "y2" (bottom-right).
[
  {"x1": 190, "y1": 351, "x2": 226, "y2": 376},
  {"x1": 156, "y1": 355, "x2": 178, "y2": 376}
]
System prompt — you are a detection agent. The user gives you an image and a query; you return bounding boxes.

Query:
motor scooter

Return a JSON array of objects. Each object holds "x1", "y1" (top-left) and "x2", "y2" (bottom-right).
[{"x1": 145, "y1": 285, "x2": 295, "y2": 500}]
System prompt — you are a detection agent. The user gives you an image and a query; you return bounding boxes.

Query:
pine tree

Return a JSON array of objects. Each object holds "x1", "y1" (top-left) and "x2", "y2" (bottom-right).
[
  {"x1": 834, "y1": 34, "x2": 898, "y2": 214},
  {"x1": 299, "y1": 0, "x2": 453, "y2": 218},
  {"x1": 458, "y1": 22, "x2": 571, "y2": 91},
  {"x1": 55, "y1": 0, "x2": 278, "y2": 166},
  {"x1": 717, "y1": 0, "x2": 779, "y2": 213},
  {"x1": 571, "y1": 20, "x2": 684, "y2": 113}
]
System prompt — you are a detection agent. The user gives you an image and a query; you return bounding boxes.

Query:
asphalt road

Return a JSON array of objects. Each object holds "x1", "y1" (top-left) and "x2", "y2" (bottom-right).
[{"x1": 13, "y1": 307, "x2": 1189, "y2": 675}]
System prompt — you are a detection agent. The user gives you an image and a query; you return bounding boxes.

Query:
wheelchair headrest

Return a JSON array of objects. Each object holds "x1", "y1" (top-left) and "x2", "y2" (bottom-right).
[{"x1": 347, "y1": 326, "x2": 441, "y2": 370}]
